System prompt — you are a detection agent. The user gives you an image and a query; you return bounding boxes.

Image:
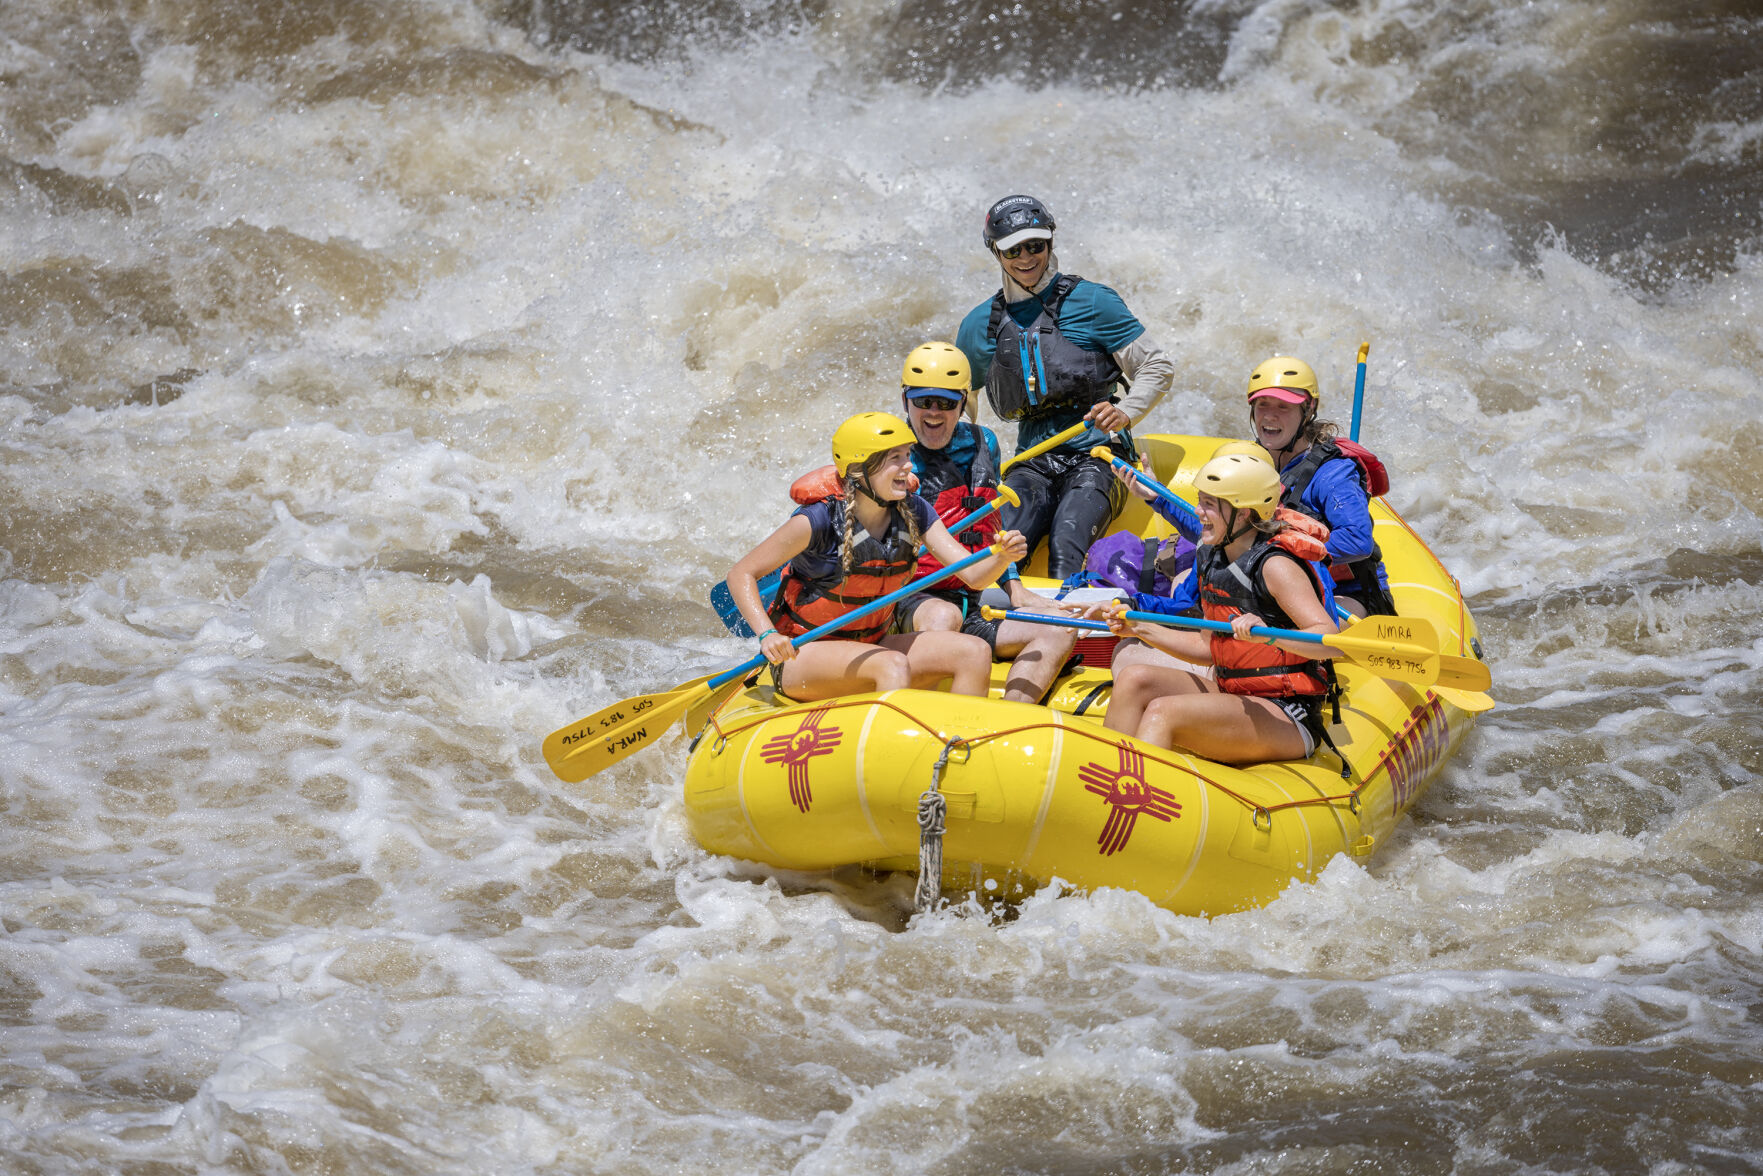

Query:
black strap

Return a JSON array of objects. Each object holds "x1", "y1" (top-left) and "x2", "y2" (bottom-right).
[
  {"x1": 1137, "y1": 538, "x2": 1158, "y2": 594},
  {"x1": 984, "y1": 274, "x2": 1082, "y2": 342},
  {"x1": 1214, "y1": 661, "x2": 1328, "y2": 683},
  {"x1": 1073, "y1": 679, "x2": 1111, "y2": 716}
]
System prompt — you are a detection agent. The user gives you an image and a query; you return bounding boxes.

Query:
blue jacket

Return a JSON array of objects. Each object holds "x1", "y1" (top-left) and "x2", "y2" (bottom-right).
[{"x1": 1282, "y1": 451, "x2": 1388, "y2": 590}]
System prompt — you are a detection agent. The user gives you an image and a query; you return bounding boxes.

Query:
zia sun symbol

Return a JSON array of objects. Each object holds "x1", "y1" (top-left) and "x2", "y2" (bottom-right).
[
  {"x1": 758, "y1": 706, "x2": 844, "y2": 813},
  {"x1": 1077, "y1": 745, "x2": 1181, "y2": 855}
]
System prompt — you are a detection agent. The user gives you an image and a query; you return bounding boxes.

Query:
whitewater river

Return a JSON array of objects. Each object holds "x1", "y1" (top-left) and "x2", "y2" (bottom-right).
[{"x1": 4, "y1": 1, "x2": 1761, "y2": 1171}]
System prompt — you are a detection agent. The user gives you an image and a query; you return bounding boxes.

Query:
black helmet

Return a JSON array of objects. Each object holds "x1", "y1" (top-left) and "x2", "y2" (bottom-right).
[{"x1": 982, "y1": 195, "x2": 1055, "y2": 251}]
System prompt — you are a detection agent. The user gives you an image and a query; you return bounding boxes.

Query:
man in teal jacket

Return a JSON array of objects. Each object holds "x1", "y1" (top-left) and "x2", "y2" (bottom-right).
[{"x1": 956, "y1": 194, "x2": 1175, "y2": 579}]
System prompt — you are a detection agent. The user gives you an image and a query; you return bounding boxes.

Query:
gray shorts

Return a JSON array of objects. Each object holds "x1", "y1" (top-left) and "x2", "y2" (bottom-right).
[
  {"x1": 1271, "y1": 696, "x2": 1320, "y2": 758},
  {"x1": 896, "y1": 588, "x2": 1001, "y2": 651}
]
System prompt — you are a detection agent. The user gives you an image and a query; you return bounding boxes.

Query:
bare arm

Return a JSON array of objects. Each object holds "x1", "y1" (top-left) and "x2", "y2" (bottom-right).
[
  {"x1": 728, "y1": 515, "x2": 812, "y2": 662},
  {"x1": 920, "y1": 521, "x2": 1029, "y2": 589},
  {"x1": 1232, "y1": 555, "x2": 1341, "y2": 657}
]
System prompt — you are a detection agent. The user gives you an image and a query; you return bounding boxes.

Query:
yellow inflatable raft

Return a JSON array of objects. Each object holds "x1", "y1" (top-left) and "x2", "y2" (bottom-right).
[{"x1": 683, "y1": 435, "x2": 1487, "y2": 916}]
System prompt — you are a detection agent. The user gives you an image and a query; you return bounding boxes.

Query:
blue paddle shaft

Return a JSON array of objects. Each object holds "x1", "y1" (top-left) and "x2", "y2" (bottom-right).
[
  {"x1": 709, "y1": 543, "x2": 1004, "y2": 691},
  {"x1": 712, "y1": 494, "x2": 1013, "y2": 638},
  {"x1": 1097, "y1": 452, "x2": 1200, "y2": 538},
  {"x1": 1350, "y1": 344, "x2": 1368, "y2": 442},
  {"x1": 991, "y1": 607, "x2": 1326, "y2": 646}
]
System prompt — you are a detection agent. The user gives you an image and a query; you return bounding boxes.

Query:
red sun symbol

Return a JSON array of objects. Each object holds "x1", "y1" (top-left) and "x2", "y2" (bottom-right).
[
  {"x1": 1077, "y1": 745, "x2": 1181, "y2": 855},
  {"x1": 759, "y1": 706, "x2": 844, "y2": 813}
]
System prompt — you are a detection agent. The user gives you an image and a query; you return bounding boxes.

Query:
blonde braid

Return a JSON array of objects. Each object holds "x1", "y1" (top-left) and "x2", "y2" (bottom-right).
[
  {"x1": 898, "y1": 495, "x2": 923, "y2": 553},
  {"x1": 838, "y1": 472, "x2": 862, "y2": 578}
]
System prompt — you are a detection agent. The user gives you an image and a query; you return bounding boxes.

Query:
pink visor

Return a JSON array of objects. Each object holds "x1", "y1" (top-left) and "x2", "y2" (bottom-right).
[{"x1": 1247, "y1": 386, "x2": 1311, "y2": 405}]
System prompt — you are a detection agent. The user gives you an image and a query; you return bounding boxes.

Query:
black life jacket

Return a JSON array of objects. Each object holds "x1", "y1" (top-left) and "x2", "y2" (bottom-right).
[
  {"x1": 1280, "y1": 437, "x2": 1397, "y2": 616},
  {"x1": 910, "y1": 423, "x2": 1001, "y2": 590},
  {"x1": 983, "y1": 274, "x2": 1123, "y2": 422}
]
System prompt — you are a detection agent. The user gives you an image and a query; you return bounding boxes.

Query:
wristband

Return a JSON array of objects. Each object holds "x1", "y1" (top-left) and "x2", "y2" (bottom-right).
[{"x1": 757, "y1": 628, "x2": 778, "y2": 641}]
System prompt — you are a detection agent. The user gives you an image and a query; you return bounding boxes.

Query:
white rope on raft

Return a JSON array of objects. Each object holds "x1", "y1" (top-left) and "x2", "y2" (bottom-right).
[{"x1": 914, "y1": 739, "x2": 965, "y2": 911}]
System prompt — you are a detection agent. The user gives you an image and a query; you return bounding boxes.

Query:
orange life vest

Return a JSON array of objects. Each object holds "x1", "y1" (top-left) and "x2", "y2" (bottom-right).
[
  {"x1": 1197, "y1": 521, "x2": 1333, "y2": 698},
  {"x1": 767, "y1": 487, "x2": 922, "y2": 643}
]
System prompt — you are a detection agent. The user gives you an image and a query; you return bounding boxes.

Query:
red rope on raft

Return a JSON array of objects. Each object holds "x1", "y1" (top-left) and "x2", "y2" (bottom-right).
[{"x1": 703, "y1": 691, "x2": 1365, "y2": 821}]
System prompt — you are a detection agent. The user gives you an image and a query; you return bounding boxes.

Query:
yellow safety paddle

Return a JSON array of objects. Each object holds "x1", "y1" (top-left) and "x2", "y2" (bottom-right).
[
  {"x1": 545, "y1": 542, "x2": 1013, "y2": 783},
  {"x1": 981, "y1": 607, "x2": 1487, "y2": 692},
  {"x1": 1431, "y1": 684, "x2": 1495, "y2": 713},
  {"x1": 1002, "y1": 420, "x2": 1093, "y2": 473}
]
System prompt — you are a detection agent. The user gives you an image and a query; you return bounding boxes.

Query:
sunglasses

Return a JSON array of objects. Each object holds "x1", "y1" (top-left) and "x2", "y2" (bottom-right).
[
  {"x1": 908, "y1": 394, "x2": 963, "y2": 412},
  {"x1": 999, "y1": 239, "x2": 1049, "y2": 259}
]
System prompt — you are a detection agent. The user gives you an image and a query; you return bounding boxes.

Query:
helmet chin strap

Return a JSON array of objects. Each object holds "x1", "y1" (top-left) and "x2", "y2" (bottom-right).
[{"x1": 1220, "y1": 503, "x2": 1257, "y2": 549}]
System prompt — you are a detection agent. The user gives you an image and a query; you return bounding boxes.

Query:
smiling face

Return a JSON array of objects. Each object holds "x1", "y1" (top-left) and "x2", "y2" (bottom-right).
[
  {"x1": 996, "y1": 237, "x2": 1051, "y2": 288},
  {"x1": 903, "y1": 391, "x2": 964, "y2": 451},
  {"x1": 862, "y1": 444, "x2": 916, "y2": 502},
  {"x1": 1250, "y1": 395, "x2": 1309, "y2": 454},
  {"x1": 1196, "y1": 491, "x2": 1232, "y2": 545}
]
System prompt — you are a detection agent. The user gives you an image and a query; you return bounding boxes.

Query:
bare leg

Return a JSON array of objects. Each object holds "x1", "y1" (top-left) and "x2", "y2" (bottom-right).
[
  {"x1": 991, "y1": 618, "x2": 1078, "y2": 704},
  {"x1": 884, "y1": 631, "x2": 995, "y2": 697},
  {"x1": 905, "y1": 597, "x2": 965, "y2": 633},
  {"x1": 1109, "y1": 638, "x2": 1211, "y2": 677},
  {"x1": 1137, "y1": 692, "x2": 1310, "y2": 764},
  {"x1": 1336, "y1": 596, "x2": 1368, "y2": 619},
  {"x1": 1103, "y1": 662, "x2": 1213, "y2": 735},
  {"x1": 777, "y1": 640, "x2": 913, "y2": 701}
]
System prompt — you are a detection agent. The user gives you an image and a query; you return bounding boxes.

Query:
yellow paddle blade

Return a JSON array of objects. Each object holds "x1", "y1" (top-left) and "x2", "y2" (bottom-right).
[
  {"x1": 1433, "y1": 685, "x2": 1495, "y2": 713},
  {"x1": 1326, "y1": 615, "x2": 1440, "y2": 687},
  {"x1": 1330, "y1": 638, "x2": 1439, "y2": 686},
  {"x1": 1437, "y1": 653, "x2": 1492, "y2": 692},
  {"x1": 549, "y1": 673, "x2": 713, "y2": 751},
  {"x1": 542, "y1": 680, "x2": 710, "y2": 783}
]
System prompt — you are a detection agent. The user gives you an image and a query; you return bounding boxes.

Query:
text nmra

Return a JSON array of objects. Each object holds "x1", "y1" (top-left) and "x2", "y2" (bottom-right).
[
  {"x1": 610, "y1": 726, "x2": 649, "y2": 753},
  {"x1": 1364, "y1": 618, "x2": 1417, "y2": 642}
]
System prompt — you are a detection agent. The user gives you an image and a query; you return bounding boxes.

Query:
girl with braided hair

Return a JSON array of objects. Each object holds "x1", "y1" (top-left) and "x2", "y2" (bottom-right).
[{"x1": 726, "y1": 412, "x2": 1029, "y2": 703}]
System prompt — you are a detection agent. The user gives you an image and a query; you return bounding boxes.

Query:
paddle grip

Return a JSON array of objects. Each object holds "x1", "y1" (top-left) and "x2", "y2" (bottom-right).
[{"x1": 1090, "y1": 447, "x2": 1201, "y2": 535}]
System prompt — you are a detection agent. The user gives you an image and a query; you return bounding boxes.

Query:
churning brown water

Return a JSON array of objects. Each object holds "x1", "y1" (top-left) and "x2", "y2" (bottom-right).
[{"x1": 3, "y1": 1, "x2": 1761, "y2": 1172}]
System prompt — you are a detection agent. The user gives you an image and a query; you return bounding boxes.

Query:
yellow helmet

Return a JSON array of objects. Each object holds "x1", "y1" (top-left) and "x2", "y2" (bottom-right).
[
  {"x1": 901, "y1": 341, "x2": 971, "y2": 392},
  {"x1": 831, "y1": 412, "x2": 912, "y2": 476},
  {"x1": 1212, "y1": 439, "x2": 1276, "y2": 466},
  {"x1": 1247, "y1": 355, "x2": 1319, "y2": 408},
  {"x1": 1194, "y1": 453, "x2": 1283, "y2": 519}
]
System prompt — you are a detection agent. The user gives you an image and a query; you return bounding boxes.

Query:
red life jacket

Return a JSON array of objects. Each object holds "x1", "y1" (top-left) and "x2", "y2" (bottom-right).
[
  {"x1": 767, "y1": 487, "x2": 921, "y2": 643},
  {"x1": 1196, "y1": 524, "x2": 1333, "y2": 699},
  {"x1": 910, "y1": 423, "x2": 1002, "y2": 591}
]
